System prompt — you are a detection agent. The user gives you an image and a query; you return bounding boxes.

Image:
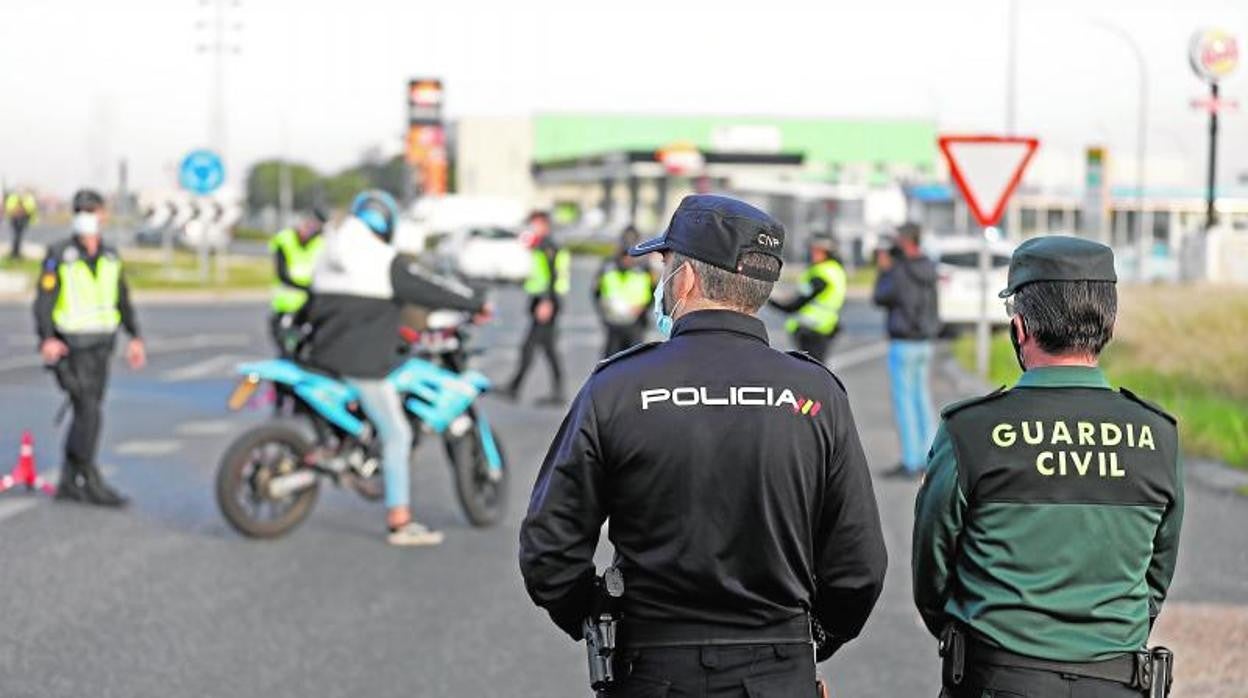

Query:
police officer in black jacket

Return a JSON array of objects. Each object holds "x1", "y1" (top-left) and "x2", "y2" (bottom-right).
[{"x1": 519, "y1": 194, "x2": 888, "y2": 697}]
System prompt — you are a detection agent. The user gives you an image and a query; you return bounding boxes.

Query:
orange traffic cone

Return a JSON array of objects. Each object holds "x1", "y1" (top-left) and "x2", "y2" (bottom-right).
[{"x1": 0, "y1": 431, "x2": 56, "y2": 496}]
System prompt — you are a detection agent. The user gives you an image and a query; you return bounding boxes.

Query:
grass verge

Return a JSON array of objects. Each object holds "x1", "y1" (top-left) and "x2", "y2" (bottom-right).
[
  {"x1": 953, "y1": 284, "x2": 1248, "y2": 470},
  {"x1": 0, "y1": 250, "x2": 271, "y2": 291}
]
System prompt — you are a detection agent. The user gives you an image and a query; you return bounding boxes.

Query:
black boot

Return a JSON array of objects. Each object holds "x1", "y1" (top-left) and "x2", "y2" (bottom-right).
[
  {"x1": 54, "y1": 467, "x2": 88, "y2": 503},
  {"x1": 81, "y1": 466, "x2": 129, "y2": 508}
]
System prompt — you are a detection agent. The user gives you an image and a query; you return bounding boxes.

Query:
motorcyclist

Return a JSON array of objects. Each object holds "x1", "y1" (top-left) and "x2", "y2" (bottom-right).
[{"x1": 305, "y1": 190, "x2": 488, "y2": 546}]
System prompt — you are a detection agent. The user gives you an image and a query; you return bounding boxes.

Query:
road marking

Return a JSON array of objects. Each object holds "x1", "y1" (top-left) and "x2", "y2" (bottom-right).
[
  {"x1": 146, "y1": 333, "x2": 255, "y2": 353},
  {"x1": 827, "y1": 341, "x2": 890, "y2": 371},
  {"x1": 0, "y1": 499, "x2": 38, "y2": 523},
  {"x1": 161, "y1": 354, "x2": 253, "y2": 382},
  {"x1": 0, "y1": 333, "x2": 258, "y2": 376},
  {"x1": 176, "y1": 419, "x2": 234, "y2": 437},
  {"x1": 0, "y1": 354, "x2": 43, "y2": 373},
  {"x1": 113, "y1": 439, "x2": 182, "y2": 457}
]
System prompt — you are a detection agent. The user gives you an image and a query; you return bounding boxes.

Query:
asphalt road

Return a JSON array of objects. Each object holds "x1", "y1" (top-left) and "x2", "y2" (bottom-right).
[{"x1": 0, "y1": 260, "x2": 1244, "y2": 697}]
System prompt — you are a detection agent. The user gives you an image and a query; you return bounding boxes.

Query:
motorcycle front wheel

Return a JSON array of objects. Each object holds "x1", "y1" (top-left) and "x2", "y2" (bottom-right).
[
  {"x1": 216, "y1": 421, "x2": 320, "y2": 539},
  {"x1": 444, "y1": 419, "x2": 508, "y2": 527}
]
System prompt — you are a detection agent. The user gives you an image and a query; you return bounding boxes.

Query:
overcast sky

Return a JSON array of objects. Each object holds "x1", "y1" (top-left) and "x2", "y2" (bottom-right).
[{"x1": 1, "y1": 0, "x2": 1245, "y2": 195}]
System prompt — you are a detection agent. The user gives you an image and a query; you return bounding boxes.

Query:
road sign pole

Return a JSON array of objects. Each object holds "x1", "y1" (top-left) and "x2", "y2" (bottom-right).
[
  {"x1": 199, "y1": 236, "x2": 210, "y2": 283},
  {"x1": 1205, "y1": 81, "x2": 1219, "y2": 230},
  {"x1": 976, "y1": 227, "x2": 992, "y2": 379}
]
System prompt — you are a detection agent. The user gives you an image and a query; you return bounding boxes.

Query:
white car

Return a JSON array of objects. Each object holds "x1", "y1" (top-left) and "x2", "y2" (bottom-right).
[
  {"x1": 436, "y1": 226, "x2": 531, "y2": 283},
  {"x1": 926, "y1": 236, "x2": 1017, "y2": 330}
]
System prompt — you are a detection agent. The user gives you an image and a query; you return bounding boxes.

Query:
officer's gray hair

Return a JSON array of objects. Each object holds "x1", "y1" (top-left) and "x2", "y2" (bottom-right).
[
  {"x1": 671, "y1": 252, "x2": 778, "y2": 313},
  {"x1": 1013, "y1": 280, "x2": 1117, "y2": 356}
]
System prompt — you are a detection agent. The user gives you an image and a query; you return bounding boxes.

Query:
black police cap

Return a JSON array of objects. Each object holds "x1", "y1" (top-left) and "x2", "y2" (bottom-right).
[
  {"x1": 628, "y1": 195, "x2": 785, "y2": 282},
  {"x1": 72, "y1": 189, "x2": 104, "y2": 213},
  {"x1": 999, "y1": 235, "x2": 1117, "y2": 298}
]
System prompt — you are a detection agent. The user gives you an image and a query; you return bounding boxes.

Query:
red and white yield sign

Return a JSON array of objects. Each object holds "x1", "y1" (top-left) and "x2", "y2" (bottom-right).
[{"x1": 938, "y1": 135, "x2": 1040, "y2": 227}]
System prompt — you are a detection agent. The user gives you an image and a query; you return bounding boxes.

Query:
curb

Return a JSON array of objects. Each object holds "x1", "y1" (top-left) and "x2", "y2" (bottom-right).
[{"x1": 937, "y1": 355, "x2": 1248, "y2": 497}]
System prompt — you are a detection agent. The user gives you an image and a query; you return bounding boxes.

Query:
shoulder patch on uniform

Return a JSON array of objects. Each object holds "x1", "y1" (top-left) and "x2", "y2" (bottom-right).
[
  {"x1": 785, "y1": 350, "x2": 847, "y2": 394},
  {"x1": 940, "y1": 386, "x2": 1009, "y2": 419},
  {"x1": 1118, "y1": 387, "x2": 1177, "y2": 425},
  {"x1": 593, "y1": 341, "x2": 661, "y2": 373},
  {"x1": 39, "y1": 272, "x2": 57, "y2": 291}
]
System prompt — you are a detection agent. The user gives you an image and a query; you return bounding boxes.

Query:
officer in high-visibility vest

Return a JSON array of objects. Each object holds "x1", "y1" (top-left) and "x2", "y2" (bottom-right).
[
  {"x1": 502, "y1": 210, "x2": 570, "y2": 406},
  {"x1": 5, "y1": 188, "x2": 38, "y2": 259},
  {"x1": 268, "y1": 209, "x2": 326, "y2": 356},
  {"x1": 768, "y1": 234, "x2": 848, "y2": 363},
  {"x1": 592, "y1": 226, "x2": 656, "y2": 358},
  {"x1": 33, "y1": 189, "x2": 145, "y2": 507}
]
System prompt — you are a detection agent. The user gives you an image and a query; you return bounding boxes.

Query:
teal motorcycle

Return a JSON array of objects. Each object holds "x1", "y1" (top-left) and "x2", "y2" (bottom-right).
[{"x1": 217, "y1": 313, "x2": 506, "y2": 538}]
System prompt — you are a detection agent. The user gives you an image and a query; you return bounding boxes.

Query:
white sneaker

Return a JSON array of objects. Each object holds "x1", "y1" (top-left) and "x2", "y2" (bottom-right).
[{"x1": 386, "y1": 521, "x2": 445, "y2": 547}]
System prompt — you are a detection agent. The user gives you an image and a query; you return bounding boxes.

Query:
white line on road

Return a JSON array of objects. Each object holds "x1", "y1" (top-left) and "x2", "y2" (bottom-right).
[
  {"x1": 175, "y1": 419, "x2": 234, "y2": 437},
  {"x1": 0, "y1": 333, "x2": 258, "y2": 376},
  {"x1": 0, "y1": 499, "x2": 38, "y2": 523},
  {"x1": 160, "y1": 354, "x2": 252, "y2": 382},
  {"x1": 826, "y1": 341, "x2": 890, "y2": 372},
  {"x1": 145, "y1": 333, "x2": 255, "y2": 353},
  {"x1": 113, "y1": 439, "x2": 182, "y2": 457}
]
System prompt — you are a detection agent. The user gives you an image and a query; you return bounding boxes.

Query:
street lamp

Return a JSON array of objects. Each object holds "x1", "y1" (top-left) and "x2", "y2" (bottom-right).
[{"x1": 1092, "y1": 20, "x2": 1148, "y2": 261}]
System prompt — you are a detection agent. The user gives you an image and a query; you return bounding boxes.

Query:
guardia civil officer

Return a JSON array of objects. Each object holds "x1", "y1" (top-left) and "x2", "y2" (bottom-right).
[
  {"x1": 34, "y1": 189, "x2": 146, "y2": 507},
  {"x1": 768, "y1": 234, "x2": 848, "y2": 362},
  {"x1": 520, "y1": 194, "x2": 887, "y2": 697},
  {"x1": 913, "y1": 236, "x2": 1183, "y2": 697}
]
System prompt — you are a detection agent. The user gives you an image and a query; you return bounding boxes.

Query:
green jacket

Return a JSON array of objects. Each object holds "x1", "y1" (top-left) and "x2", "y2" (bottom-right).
[{"x1": 913, "y1": 366, "x2": 1183, "y2": 662}]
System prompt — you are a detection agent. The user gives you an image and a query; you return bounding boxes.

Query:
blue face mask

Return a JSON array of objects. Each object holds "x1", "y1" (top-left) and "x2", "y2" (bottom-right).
[{"x1": 652, "y1": 263, "x2": 687, "y2": 339}]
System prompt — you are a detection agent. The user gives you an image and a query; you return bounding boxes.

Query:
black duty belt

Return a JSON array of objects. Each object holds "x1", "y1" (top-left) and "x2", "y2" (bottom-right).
[
  {"x1": 968, "y1": 640, "x2": 1146, "y2": 687},
  {"x1": 621, "y1": 615, "x2": 811, "y2": 649}
]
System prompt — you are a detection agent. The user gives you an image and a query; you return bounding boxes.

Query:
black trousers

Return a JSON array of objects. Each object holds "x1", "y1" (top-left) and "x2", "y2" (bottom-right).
[
  {"x1": 603, "y1": 321, "x2": 645, "y2": 359},
  {"x1": 509, "y1": 314, "x2": 564, "y2": 396},
  {"x1": 53, "y1": 343, "x2": 113, "y2": 478},
  {"x1": 607, "y1": 644, "x2": 818, "y2": 698},
  {"x1": 9, "y1": 216, "x2": 29, "y2": 258},
  {"x1": 944, "y1": 663, "x2": 1142, "y2": 698},
  {"x1": 792, "y1": 328, "x2": 835, "y2": 363}
]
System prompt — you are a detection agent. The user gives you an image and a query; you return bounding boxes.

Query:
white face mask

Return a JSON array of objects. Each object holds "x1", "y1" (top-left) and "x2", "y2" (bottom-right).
[{"x1": 72, "y1": 212, "x2": 100, "y2": 236}]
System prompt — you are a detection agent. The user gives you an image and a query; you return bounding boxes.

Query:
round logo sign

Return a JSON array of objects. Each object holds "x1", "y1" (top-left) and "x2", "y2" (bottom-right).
[
  {"x1": 1189, "y1": 29, "x2": 1239, "y2": 82},
  {"x1": 179, "y1": 149, "x2": 226, "y2": 195}
]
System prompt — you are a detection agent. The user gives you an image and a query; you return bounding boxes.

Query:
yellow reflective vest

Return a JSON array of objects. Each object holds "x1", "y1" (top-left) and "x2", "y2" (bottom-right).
[
  {"x1": 786, "y1": 259, "x2": 847, "y2": 335},
  {"x1": 52, "y1": 250, "x2": 122, "y2": 335},
  {"x1": 4, "y1": 192, "x2": 37, "y2": 220},
  {"x1": 269, "y1": 228, "x2": 324, "y2": 313},
  {"x1": 524, "y1": 245, "x2": 570, "y2": 297},
  {"x1": 598, "y1": 264, "x2": 653, "y2": 324}
]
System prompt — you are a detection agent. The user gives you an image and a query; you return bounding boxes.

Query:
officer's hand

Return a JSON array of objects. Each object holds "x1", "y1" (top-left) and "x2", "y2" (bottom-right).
[
  {"x1": 39, "y1": 338, "x2": 68, "y2": 365},
  {"x1": 126, "y1": 338, "x2": 147, "y2": 370},
  {"x1": 535, "y1": 299, "x2": 554, "y2": 324}
]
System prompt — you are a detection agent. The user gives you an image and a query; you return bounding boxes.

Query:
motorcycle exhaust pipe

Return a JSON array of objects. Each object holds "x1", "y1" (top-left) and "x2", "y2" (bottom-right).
[{"x1": 267, "y1": 469, "x2": 318, "y2": 499}]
